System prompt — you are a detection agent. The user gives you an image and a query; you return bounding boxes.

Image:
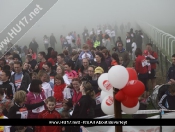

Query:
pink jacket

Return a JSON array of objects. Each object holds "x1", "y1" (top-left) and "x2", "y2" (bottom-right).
[{"x1": 26, "y1": 91, "x2": 46, "y2": 118}]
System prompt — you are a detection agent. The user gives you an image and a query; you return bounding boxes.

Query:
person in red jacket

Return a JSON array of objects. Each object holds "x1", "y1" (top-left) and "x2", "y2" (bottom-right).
[
  {"x1": 35, "y1": 96, "x2": 61, "y2": 132},
  {"x1": 144, "y1": 43, "x2": 158, "y2": 89},
  {"x1": 135, "y1": 48, "x2": 149, "y2": 103}
]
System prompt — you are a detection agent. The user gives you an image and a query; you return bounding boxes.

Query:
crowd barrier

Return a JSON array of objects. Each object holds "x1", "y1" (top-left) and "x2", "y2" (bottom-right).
[{"x1": 81, "y1": 109, "x2": 175, "y2": 132}]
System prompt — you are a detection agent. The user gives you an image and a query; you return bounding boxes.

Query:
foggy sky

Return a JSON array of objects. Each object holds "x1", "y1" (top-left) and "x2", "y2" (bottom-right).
[{"x1": 0, "y1": 0, "x2": 175, "y2": 49}]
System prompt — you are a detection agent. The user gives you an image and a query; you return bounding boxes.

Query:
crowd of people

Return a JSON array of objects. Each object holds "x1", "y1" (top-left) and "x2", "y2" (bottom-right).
[{"x1": 0, "y1": 23, "x2": 175, "y2": 132}]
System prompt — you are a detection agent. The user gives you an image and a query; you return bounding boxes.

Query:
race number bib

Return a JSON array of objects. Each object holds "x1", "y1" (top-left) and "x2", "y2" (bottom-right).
[
  {"x1": 17, "y1": 108, "x2": 28, "y2": 119},
  {"x1": 95, "y1": 92, "x2": 101, "y2": 105},
  {"x1": 55, "y1": 102, "x2": 62, "y2": 111},
  {"x1": 131, "y1": 34, "x2": 134, "y2": 37},
  {"x1": 32, "y1": 105, "x2": 45, "y2": 113},
  {"x1": 50, "y1": 76, "x2": 54, "y2": 84},
  {"x1": 126, "y1": 39, "x2": 130, "y2": 43},
  {"x1": 142, "y1": 59, "x2": 148, "y2": 67}
]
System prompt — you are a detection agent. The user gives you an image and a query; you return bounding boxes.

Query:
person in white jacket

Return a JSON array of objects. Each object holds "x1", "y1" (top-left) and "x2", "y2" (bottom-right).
[{"x1": 131, "y1": 38, "x2": 137, "y2": 61}]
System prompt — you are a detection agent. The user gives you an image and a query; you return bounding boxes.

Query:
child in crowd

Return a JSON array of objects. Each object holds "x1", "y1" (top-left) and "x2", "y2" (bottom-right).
[
  {"x1": 35, "y1": 96, "x2": 61, "y2": 132},
  {"x1": 144, "y1": 50, "x2": 155, "y2": 74},
  {"x1": 158, "y1": 84, "x2": 175, "y2": 110},
  {"x1": 58, "y1": 99, "x2": 73, "y2": 114},
  {"x1": 54, "y1": 75, "x2": 71, "y2": 112},
  {"x1": 61, "y1": 110, "x2": 71, "y2": 132}
]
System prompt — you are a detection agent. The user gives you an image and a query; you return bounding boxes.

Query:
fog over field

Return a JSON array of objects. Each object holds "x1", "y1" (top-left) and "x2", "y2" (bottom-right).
[{"x1": 0, "y1": 0, "x2": 175, "y2": 51}]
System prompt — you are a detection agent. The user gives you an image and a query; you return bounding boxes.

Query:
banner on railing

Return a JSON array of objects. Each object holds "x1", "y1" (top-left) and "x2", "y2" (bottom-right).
[{"x1": 83, "y1": 111, "x2": 175, "y2": 132}]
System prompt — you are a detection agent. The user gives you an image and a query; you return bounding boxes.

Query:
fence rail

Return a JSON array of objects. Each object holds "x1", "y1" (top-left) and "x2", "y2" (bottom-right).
[
  {"x1": 136, "y1": 21, "x2": 174, "y2": 83},
  {"x1": 137, "y1": 21, "x2": 175, "y2": 57}
]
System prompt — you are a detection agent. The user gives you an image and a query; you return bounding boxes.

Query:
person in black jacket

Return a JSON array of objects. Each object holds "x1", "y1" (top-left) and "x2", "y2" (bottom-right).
[
  {"x1": 8, "y1": 90, "x2": 45, "y2": 132},
  {"x1": 27, "y1": 54, "x2": 37, "y2": 72},
  {"x1": 45, "y1": 47, "x2": 54, "y2": 60},
  {"x1": 136, "y1": 30, "x2": 143, "y2": 50},
  {"x1": 72, "y1": 81, "x2": 96, "y2": 119},
  {"x1": 93, "y1": 52, "x2": 108, "y2": 73},
  {"x1": 29, "y1": 38, "x2": 39, "y2": 54},
  {"x1": 126, "y1": 32, "x2": 132, "y2": 55},
  {"x1": 158, "y1": 84, "x2": 175, "y2": 110},
  {"x1": 167, "y1": 54, "x2": 175, "y2": 84},
  {"x1": 0, "y1": 70, "x2": 13, "y2": 100},
  {"x1": 10, "y1": 61, "x2": 31, "y2": 92},
  {"x1": 8, "y1": 90, "x2": 45, "y2": 119},
  {"x1": 85, "y1": 65, "x2": 106, "y2": 117},
  {"x1": 50, "y1": 33, "x2": 57, "y2": 49}
]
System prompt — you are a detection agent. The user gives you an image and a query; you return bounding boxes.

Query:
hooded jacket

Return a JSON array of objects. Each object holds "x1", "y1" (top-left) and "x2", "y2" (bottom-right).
[
  {"x1": 10, "y1": 72, "x2": 31, "y2": 92},
  {"x1": 25, "y1": 91, "x2": 46, "y2": 118}
]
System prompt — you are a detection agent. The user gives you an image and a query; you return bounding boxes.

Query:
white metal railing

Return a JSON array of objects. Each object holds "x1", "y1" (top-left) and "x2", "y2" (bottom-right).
[{"x1": 137, "y1": 21, "x2": 175, "y2": 56}]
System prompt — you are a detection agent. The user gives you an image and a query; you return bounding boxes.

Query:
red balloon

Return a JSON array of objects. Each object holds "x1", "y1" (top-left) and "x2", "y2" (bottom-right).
[
  {"x1": 115, "y1": 91, "x2": 126, "y2": 102},
  {"x1": 122, "y1": 80, "x2": 145, "y2": 97},
  {"x1": 126, "y1": 68, "x2": 138, "y2": 81},
  {"x1": 122, "y1": 97, "x2": 138, "y2": 108}
]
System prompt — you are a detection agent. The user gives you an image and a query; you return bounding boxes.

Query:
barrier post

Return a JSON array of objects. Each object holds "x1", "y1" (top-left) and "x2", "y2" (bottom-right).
[
  {"x1": 113, "y1": 88, "x2": 122, "y2": 132},
  {"x1": 159, "y1": 110, "x2": 162, "y2": 132},
  {"x1": 165, "y1": 56, "x2": 168, "y2": 76}
]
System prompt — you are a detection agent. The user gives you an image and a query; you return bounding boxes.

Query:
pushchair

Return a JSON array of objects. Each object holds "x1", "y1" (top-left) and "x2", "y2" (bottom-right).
[{"x1": 148, "y1": 84, "x2": 170, "y2": 109}]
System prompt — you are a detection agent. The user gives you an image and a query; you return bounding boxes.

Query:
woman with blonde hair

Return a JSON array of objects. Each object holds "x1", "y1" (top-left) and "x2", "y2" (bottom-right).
[
  {"x1": 7, "y1": 90, "x2": 45, "y2": 119},
  {"x1": 37, "y1": 70, "x2": 53, "y2": 98},
  {"x1": 72, "y1": 81, "x2": 96, "y2": 119}
]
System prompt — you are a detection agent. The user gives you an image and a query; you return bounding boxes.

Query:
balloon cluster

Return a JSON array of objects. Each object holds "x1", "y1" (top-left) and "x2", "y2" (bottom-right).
[{"x1": 98, "y1": 65, "x2": 145, "y2": 115}]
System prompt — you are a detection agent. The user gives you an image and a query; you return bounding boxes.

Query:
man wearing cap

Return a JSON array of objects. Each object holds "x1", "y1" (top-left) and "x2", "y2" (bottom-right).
[{"x1": 95, "y1": 66, "x2": 104, "y2": 78}]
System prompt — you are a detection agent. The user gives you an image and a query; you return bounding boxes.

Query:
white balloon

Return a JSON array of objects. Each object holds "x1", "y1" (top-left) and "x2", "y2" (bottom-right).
[
  {"x1": 108, "y1": 65, "x2": 129, "y2": 89},
  {"x1": 121, "y1": 102, "x2": 140, "y2": 114},
  {"x1": 101, "y1": 95, "x2": 114, "y2": 115},
  {"x1": 98, "y1": 73, "x2": 113, "y2": 93},
  {"x1": 100, "y1": 91, "x2": 113, "y2": 101}
]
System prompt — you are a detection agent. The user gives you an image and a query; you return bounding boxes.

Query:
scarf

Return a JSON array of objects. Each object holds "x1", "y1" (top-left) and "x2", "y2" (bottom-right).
[
  {"x1": 53, "y1": 83, "x2": 66, "y2": 102},
  {"x1": 111, "y1": 60, "x2": 118, "y2": 66}
]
